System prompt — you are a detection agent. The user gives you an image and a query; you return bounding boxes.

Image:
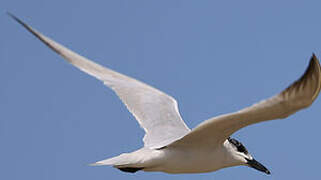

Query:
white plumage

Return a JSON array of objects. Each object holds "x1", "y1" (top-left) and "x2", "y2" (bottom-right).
[{"x1": 9, "y1": 13, "x2": 321, "y2": 175}]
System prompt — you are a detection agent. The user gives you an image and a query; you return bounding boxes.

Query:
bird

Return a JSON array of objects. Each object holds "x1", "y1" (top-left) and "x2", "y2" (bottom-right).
[{"x1": 9, "y1": 13, "x2": 321, "y2": 175}]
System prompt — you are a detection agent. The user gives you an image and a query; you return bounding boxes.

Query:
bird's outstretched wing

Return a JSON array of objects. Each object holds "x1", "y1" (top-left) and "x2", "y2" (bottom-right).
[
  {"x1": 171, "y1": 55, "x2": 321, "y2": 147},
  {"x1": 9, "y1": 13, "x2": 190, "y2": 149}
]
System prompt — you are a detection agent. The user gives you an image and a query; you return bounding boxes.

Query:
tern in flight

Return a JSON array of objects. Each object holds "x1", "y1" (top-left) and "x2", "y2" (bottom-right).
[{"x1": 9, "y1": 13, "x2": 321, "y2": 175}]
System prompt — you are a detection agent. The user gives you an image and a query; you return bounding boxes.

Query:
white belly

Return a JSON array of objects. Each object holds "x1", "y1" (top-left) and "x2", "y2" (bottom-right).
[{"x1": 143, "y1": 146, "x2": 228, "y2": 174}]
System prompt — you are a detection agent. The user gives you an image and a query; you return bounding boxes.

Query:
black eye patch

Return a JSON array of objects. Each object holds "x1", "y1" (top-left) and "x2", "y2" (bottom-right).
[{"x1": 227, "y1": 137, "x2": 248, "y2": 154}]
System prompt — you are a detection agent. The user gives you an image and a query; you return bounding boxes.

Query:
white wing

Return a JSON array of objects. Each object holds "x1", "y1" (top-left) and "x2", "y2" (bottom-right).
[
  {"x1": 171, "y1": 55, "x2": 321, "y2": 147},
  {"x1": 10, "y1": 14, "x2": 190, "y2": 149}
]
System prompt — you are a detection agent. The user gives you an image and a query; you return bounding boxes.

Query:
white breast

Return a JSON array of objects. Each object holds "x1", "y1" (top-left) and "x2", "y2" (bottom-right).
[{"x1": 144, "y1": 145, "x2": 229, "y2": 174}]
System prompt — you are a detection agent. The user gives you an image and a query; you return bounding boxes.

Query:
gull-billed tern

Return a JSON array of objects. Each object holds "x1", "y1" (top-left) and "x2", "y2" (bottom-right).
[{"x1": 9, "y1": 13, "x2": 321, "y2": 175}]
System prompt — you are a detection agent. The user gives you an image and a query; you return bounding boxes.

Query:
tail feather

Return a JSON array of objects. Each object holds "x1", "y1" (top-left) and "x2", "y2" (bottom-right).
[
  {"x1": 89, "y1": 153, "x2": 145, "y2": 173},
  {"x1": 89, "y1": 153, "x2": 131, "y2": 166},
  {"x1": 89, "y1": 148, "x2": 153, "y2": 173}
]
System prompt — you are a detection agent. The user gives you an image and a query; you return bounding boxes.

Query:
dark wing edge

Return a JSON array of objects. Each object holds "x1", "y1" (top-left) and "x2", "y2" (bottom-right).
[{"x1": 169, "y1": 54, "x2": 321, "y2": 147}]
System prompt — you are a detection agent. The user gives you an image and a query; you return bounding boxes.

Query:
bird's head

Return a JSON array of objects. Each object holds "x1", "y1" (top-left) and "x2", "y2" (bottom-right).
[{"x1": 225, "y1": 137, "x2": 270, "y2": 175}]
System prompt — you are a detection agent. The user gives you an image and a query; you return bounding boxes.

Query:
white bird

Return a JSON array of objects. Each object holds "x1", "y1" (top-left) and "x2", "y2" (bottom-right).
[{"x1": 9, "y1": 13, "x2": 321, "y2": 175}]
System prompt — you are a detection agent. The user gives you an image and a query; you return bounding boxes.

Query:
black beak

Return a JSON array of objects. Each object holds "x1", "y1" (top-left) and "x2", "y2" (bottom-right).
[{"x1": 246, "y1": 158, "x2": 270, "y2": 175}]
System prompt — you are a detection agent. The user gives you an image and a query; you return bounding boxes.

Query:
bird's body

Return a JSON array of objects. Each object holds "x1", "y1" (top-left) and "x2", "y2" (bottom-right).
[
  {"x1": 143, "y1": 146, "x2": 222, "y2": 173},
  {"x1": 9, "y1": 13, "x2": 321, "y2": 175},
  {"x1": 100, "y1": 140, "x2": 234, "y2": 174}
]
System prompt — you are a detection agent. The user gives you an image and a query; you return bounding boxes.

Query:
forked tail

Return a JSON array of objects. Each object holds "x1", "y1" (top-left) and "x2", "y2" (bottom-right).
[{"x1": 89, "y1": 152, "x2": 145, "y2": 173}]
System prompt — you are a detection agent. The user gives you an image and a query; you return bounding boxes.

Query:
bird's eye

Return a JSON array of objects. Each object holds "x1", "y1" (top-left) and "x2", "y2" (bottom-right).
[
  {"x1": 237, "y1": 144, "x2": 248, "y2": 154},
  {"x1": 228, "y1": 137, "x2": 248, "y2": 154}
]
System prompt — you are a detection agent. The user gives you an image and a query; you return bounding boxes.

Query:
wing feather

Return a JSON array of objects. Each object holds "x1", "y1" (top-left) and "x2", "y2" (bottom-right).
[
  {"x1": 10, "y1": 14, "x2": 190, "y2": 149},
  {"x1": 171, "y1": 55, "x2": 321, "y2": 147}
]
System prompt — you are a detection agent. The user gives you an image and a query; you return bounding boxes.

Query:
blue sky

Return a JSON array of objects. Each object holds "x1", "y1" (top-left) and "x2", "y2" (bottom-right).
[{"x1": 2, "y1": 0, "x2": 321, "y2": 179}]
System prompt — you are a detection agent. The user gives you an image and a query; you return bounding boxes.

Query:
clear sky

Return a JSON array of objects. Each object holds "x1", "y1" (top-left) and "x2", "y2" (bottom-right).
[{"x1": 2, "y1": 0, "x2": 321, "y2": 179}]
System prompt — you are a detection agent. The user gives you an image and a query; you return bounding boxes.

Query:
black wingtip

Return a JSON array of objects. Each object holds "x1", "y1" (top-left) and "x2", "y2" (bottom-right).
[
  {"x1": 7, "y1": 13, "x2": 64, "y2": 56},
  {"x1": 312, "y1": 52, "x2": 317, "y2": 60},
  {"x1": 7, "y1": 12, "x2": 29, "y2": 29},
  {"x1": 7, "y1": 12, "x2": 20, "y2": 23},
  {"x1": 6, "y1": 11, "x2": 13, "y2": 17},
  {"x1": 310, "y1": 53, "x2": 320, "y2": 70},
  {"x1": 301, "y1": 54, "x2": 320, "y2": 82}
]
